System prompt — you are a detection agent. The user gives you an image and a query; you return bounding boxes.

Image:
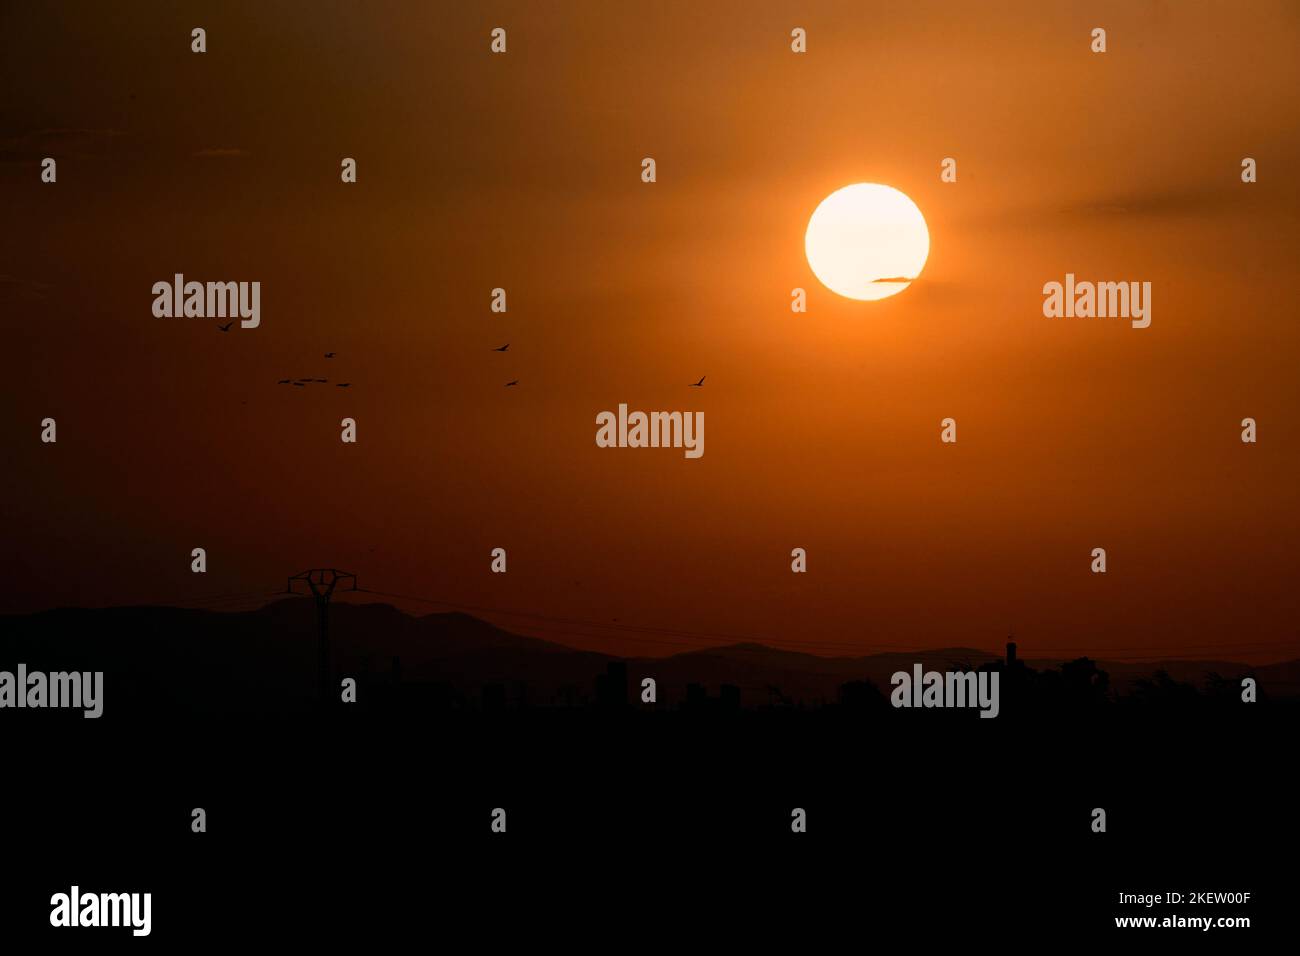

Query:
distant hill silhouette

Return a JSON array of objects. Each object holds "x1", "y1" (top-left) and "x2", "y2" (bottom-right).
[{"x1": 1, "y1": 599, "x2": 1295, "y2": 715}]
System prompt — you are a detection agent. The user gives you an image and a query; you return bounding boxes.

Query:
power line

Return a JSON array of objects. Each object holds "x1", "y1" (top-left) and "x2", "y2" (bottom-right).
[
  {"x1": 355, "y1": 587, "x2": 921, "y2": 652},
  {"x1": 90, "y1": 581, "x2": 1300, "y2": 662},
  {"x1": 352, "y1": 586, "x2": 1300, "y2": 660}
]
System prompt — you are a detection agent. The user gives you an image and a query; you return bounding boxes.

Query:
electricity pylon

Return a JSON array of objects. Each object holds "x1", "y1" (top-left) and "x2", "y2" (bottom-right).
[{"x1": 285, "y1": 569, "x2": 358, "y2": 706}]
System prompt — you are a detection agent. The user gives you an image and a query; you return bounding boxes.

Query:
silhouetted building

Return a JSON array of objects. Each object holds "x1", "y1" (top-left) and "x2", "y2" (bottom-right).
[
  {"x1": 595, "y1": 661, "x2": 629, "y2": 709},
  {"x1": 681, "y1": 682, "x2": 741, "y2": 714},
  {"x1": 1006, "y1": 640, "x2": 1017, "y2": 668},
  {"x1": 685, "y1": 682, "x2": 706, "y2": 711}
]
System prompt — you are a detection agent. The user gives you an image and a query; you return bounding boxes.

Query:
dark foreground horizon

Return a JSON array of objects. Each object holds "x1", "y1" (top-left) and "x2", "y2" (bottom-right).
[
  {"x1": 2, "y1": 599, "x2": 1291, "y2": 942},
  {"x1": 4, "y1": 598, "x2": 1298, "y2": 713},
  {"x1": 6, "y1": 681, "x2": 1288, "y2": 942}
]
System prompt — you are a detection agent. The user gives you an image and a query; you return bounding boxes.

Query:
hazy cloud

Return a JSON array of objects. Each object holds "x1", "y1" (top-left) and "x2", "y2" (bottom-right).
[{"x1": 1053, "y1": 186, "x2": 1238, "y2": 219}]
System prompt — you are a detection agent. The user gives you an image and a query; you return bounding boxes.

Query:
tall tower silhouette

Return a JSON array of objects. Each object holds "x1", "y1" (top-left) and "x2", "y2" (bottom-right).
[{"x1": 285, "y1": 569, "x2": 358, "y2": 707}]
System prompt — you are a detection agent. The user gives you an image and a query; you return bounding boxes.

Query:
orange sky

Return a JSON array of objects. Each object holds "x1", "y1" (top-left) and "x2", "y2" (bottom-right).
[{"x1": 3, "y1": 1, "x2": 1298, "y2": 662}]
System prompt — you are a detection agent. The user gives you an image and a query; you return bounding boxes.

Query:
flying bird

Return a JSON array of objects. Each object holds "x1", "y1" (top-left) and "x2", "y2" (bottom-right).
[
  {"x1": 324, "y1": 352, "x2": 336, "y2": 358},
  {"x1": 493, "y1": 344, "x2": 510, "y2": 352},
  {"x1": 336, "y1": 383, "x2": 351, "y2": 388},
  {"x1": 505, "y1": 380, "x2": 519, "y2": 387},
  {"x1": 292, "y1": 382, "x2": 306, "y2": 388},
  {"x1": 689, "y1": 376, "x2": 705, "y2": 387},
  {"x1": 277, "y1": 379, "x2": 290, "y2": 384},
  {"x1": 217, "y1": 322, "x2": 233, "y2": 332}
]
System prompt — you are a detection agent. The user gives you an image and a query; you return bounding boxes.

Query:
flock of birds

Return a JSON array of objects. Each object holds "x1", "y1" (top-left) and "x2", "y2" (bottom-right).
[
  {"x1": 214, "y1": 322, "x2": 354, "y2": 391},
  {"x1": 221, "y1": 321, "x2": 703, "y2": 391},
  {"x1": 274, "y1": 350, "x2": 350, "y2": 389}
]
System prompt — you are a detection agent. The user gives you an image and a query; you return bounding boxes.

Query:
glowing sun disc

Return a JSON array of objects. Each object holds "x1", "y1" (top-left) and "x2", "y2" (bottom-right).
[{"x1": 804, "y1": 183, "x2": 930, "y2": 301}]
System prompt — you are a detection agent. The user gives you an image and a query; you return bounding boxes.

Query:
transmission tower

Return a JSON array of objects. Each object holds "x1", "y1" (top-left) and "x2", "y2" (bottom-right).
[{"x1": 285, "y1": 569, "x2": 358, "y2": 706}]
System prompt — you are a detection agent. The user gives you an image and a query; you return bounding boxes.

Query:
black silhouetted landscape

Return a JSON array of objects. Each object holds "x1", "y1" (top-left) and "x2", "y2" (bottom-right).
[
  {"x1": 4, "y1": 600, "x2": 1294, "y2": 943},
  {"x1": 4, "y1": 599, "x2": 1297, "y2": 720}
]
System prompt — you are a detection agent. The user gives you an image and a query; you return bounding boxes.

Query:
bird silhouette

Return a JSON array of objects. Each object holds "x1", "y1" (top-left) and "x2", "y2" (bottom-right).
[
  {"x1": 493, "y1": 344, "x2": 510, "y2": 352},
  {"x1": 217, "y1": 322, "x2": 233, "y2": 332},
  {"x1": 277, "y1": 379, "x2": 290, "y2": 384},
  {"x1": 505, "y1": 380, "x2": 519, "y2": 387},
  {"x1": 689, "y1": 376, "x2": 705, "y2": 387},
  {"x1": 336, "y1": 383, "x2": 351, "y2": 388},
  {"x1": 292, "y1": 382, "x2": 306, "y2": 388},
  {"x1": 324, "y1": 352, "x2": 336, "y2": 358},
  {"x1": 314, "y1": 379, "x2": 328, "y2": 383}
]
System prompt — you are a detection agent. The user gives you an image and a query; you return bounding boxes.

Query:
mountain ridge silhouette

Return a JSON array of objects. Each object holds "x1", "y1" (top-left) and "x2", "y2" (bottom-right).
[{"x1": 3, "y1": 599, "x2": 1296, "y2": 712}]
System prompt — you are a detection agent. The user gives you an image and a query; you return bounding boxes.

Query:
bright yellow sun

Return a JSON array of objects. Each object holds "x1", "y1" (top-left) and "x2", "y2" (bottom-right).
[{"x1": 805, "y1": 183, "x2": 930, "y2": 301}]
